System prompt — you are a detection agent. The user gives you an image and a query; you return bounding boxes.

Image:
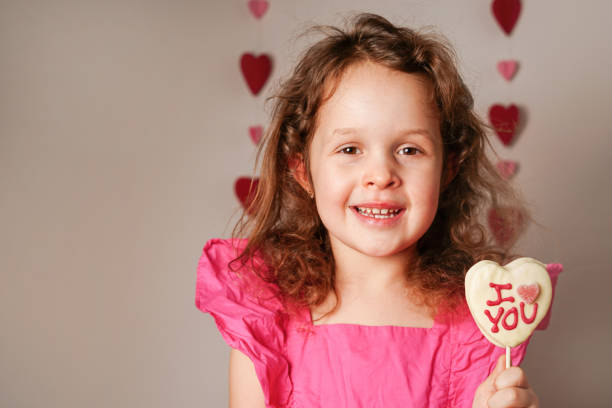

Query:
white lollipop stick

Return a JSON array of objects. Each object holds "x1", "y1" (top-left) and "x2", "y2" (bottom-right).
[{"x1": 506, "y1": 346, "x2": 511, "y2": 368}]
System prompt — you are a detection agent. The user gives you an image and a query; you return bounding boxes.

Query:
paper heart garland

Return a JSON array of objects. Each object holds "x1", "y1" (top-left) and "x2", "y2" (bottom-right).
[
  {"x1": 249, "y1": 125, "x2": 263, "y2": 145},
  {"x1": 465, "y1": 257, "x2": 552, "y2": 348},
  {"x1": 240, "y1": 53, "x2": 272, "y2": 96},
  {"x1": 496, "y1": 159, "x2": 518, "y2": 180},
  {"x1": 248, "y1": 0, "x2": 269, "y2": 19},
  {"x1": 488, "y1": 206, "x2": 523, "y2": 246},
  {"x1": 489, "y1": 104, "x2": 520, "y2": 146},
  {"x1": 497, "y1": 60, "x2": 519, "y2": 81},
  {"x1": 492, "y1": 0, "x2": 521, "y2": 36},
  {"x1": 235, "y1": 177, "x2": 259, "y2": 213}
]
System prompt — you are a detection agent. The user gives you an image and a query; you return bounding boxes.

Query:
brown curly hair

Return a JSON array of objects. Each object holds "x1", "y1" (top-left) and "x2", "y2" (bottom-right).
[{"x1": 230, "y1": 12, "x2": 528, "y2": 315}]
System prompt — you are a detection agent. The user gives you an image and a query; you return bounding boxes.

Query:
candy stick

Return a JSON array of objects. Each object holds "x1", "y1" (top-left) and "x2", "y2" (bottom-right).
[{"x1": 506, "y1": 346, "x2": 511, "y2": 368}]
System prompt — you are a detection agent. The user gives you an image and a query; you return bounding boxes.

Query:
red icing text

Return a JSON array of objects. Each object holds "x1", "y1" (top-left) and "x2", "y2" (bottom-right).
[
  {"x1": 486, "y1": 282, "x2": 515, "y2": 306},
  {"x1": 484, "y1": 308, "x2": 504, "y2": 333},
  {"x1": 520, "y1": 301, "x2": 538, "y2": 324},
  {"x1": 483, "y1": 282, "x2": 539, "y2": 333}
]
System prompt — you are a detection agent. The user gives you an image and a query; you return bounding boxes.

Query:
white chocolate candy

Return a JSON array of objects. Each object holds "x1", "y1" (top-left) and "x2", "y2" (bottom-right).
[{"x1": 465, "y1": 258, "x2": 552, "y2": 348}]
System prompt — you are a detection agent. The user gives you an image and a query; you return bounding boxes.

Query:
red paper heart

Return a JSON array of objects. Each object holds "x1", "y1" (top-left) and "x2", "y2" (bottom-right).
[
  {"x1": 248, "y1": 0, "x2": 269, "y2": 19},
  {"x1": 235, "y1": 177, "x2": 259, "y2": 212},
  {"x1": 489, "y1": 104, "x2": 520, "y2": 146},
  {"x1": 492, "y1": 0, "x2": 521, "y2": 35},
  {"x1": 517, "y1": 283, "x2": 540, "y2": 304},
  {"x1": 240, "y1": 53, "x2": 272, "y2": 96},
  {"x1": 497, "y1": 60, "x2": 519, "y2": 81},
  {"x1": 249, "y1": 125, "x2": 263, "y2": 145},
  {"x1": 488, "y1": 207, "x2": 523, "y2": 246},
  {"x1": 496, "y1": 159, "x2": 518, "y2": 179}
]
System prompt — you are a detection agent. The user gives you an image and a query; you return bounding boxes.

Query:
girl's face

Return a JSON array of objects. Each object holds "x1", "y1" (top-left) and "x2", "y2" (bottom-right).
[{"x1": 305, "y1": 61, "x2": 444, "y2": 260}]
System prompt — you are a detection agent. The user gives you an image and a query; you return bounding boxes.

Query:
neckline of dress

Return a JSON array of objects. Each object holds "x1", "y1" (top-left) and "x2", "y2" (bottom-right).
[{"x1": 302, "y1": 306, "x2": 444, "y2": 331}]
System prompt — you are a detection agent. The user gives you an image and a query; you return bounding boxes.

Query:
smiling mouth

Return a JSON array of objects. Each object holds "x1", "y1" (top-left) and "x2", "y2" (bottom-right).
[{"x1": 353, "y1": 206, "x2": 403, "y2": 219}]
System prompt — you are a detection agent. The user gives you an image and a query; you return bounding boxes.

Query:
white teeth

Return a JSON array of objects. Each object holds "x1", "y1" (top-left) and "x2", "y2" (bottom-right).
[{"x1": 355, "y1": 207, "x2": 401, "y2": 219}]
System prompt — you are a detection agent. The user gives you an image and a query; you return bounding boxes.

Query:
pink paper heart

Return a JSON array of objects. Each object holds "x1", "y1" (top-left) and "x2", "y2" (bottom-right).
[
  {"x1": 496, "y1": 159, "x2": 518, "y2": 179},
  {"x1": 249, "y1": 126, "x2": 263, "y2": 145},
  {"x1": 248, "y1": 0, "x2": 269, "y2": 20},
  {"x1": 545, "y1": 263, "x2": 563, "y2": 278},
  {"x1": 497, "y1": 60, "x2": 519, "y2": 81},
  {"x1": 517, "y1": 283, "x2": 540, "y2": 304},
  {"x1": 537, "y1": 263, "x2": 563, "y2": 330}
]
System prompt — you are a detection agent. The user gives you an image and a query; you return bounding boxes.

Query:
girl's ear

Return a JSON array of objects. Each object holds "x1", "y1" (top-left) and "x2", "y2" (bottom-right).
[
  {"x1": 288, "y1": 153, "x2": 313, "y2": 196},
  {"x1": 442, "y1": 152, "x2": 459, "y2": 189}
]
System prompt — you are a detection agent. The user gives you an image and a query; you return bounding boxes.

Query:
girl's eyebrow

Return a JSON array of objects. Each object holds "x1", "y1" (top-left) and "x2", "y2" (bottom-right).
[{"x1": 332, "y1": 127, "x2": 433, "y2": 139}]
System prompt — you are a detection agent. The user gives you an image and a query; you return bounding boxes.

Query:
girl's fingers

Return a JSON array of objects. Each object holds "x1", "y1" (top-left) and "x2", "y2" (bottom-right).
[
  {"x1": 473, "y1": 355, "x2": 506, "y2": 408},
  {"x1": 487, "y1": 386, "x2": 538, "y2": 408},
  {"x1": 494, "y1": 366, "x2": 530, "y2": 390},
  {"x1": 487, "y1": 366, "x2": 539, "y2": 407}
]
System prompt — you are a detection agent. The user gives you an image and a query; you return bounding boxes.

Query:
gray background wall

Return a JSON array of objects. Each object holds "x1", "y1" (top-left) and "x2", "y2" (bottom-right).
[{"x1": 1, "y1": 1, "x2": 610, "y2": 407}]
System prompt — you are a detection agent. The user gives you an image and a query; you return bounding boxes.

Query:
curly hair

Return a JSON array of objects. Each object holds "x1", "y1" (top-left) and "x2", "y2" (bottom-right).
[{"x1": 230, "y1": 12, "x2": 528, "y2": 315}]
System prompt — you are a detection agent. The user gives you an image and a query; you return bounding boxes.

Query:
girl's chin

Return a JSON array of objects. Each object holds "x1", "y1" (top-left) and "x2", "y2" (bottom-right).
[{"x1": 353, "y1": 242, "x2": 417, "y2": 259}]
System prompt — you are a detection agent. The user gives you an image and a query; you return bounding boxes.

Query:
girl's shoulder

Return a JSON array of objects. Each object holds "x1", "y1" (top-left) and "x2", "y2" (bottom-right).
[{"x1": 195, "y1": 237, "x2": 285, "y2": 318}]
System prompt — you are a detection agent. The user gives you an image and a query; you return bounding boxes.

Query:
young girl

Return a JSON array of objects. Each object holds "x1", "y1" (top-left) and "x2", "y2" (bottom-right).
[{"x1": 196, "y1": 13, "x2": 555, "y2": 407}]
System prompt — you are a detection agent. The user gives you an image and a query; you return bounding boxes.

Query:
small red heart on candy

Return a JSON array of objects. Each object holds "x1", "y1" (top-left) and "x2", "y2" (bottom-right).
[
  {"x1": 240, "y1": 53, "x2": 272, "y2": 96},
  {"x1": 492, "y1": 0, "x2": 521, "y2": 36},
  {"x1": 235, "y1": 177, "x2": 259, "y2": 213},
  {"x1": 496, "y1": 159, "x2": 518, "y2": 180},
  {"x1": 249, "y1": 126, "x2": 263, "y2": 145},
  {"x1": 248, "y1": 0, "x2": 269, "y2": 19},
  {"x1": 497, "y1": 60, "x2": 519, "y2": 81},
  {"x1": 489, "y1": 104, "x2": 520, "y2": 146},
  {"x1": 517, "y1": 283, "x2": 540, "y2": 304}
]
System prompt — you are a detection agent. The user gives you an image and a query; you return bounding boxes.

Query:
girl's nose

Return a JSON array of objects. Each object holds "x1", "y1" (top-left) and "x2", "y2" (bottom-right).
[{"x1": 362, "y1": 159, "x2": 400, "y2": 189}]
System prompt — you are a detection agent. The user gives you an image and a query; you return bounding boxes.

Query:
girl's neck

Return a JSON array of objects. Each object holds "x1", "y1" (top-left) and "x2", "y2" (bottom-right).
[
  {"x1": 309, "y1": 236, "x2": 434, "y2": 328},
  {"x1": 310, "y1": 240, "x2": 434, "y2": 327},
  {"x1": 330, "y1": 238, "x2": 417, "y2": 299}
]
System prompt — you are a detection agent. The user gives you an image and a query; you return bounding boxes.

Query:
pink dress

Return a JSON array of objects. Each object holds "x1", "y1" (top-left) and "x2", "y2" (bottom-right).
[{"x1": 195, "y1": 238, "x2": 560, "y2": 408}]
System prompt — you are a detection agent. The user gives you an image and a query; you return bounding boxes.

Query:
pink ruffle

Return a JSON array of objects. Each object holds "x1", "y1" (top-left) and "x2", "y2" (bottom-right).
[{"x1": 195, "y1": 239, "x2": 295, "y2": 407}]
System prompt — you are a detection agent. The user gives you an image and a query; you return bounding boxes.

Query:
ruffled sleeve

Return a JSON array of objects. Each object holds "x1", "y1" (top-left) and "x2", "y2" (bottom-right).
[
  {"x1": 195, "y1": 238, "x2": 294, "y2": 408},
  {"x1": 447, "y1": 263, "x2": 563, "y2": 407}
]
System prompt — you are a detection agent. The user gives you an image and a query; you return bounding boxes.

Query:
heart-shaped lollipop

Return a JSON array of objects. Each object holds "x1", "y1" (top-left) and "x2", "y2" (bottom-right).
[{"x1": 465, "y1": 258, "x2": 552, "y2": 349}]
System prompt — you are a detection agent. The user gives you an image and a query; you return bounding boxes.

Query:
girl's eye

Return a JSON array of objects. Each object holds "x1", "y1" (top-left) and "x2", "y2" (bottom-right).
[
  {"x1": 398, "y1": 147, "x2": 419, "y2": 155},
  {"x1": 339, "y1": 146, "x2": 360, "y2": 154}
]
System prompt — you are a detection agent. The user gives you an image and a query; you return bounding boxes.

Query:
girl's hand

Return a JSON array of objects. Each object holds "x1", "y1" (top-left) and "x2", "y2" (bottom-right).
[{"x1": 472, "y1": 354, "x2": 540, "y2": 408}]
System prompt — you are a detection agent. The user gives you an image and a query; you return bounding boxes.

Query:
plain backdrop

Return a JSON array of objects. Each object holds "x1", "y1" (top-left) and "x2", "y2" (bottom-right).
[{"x1": 1, "y1": 0, "x2": 611, "y2": 407}]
